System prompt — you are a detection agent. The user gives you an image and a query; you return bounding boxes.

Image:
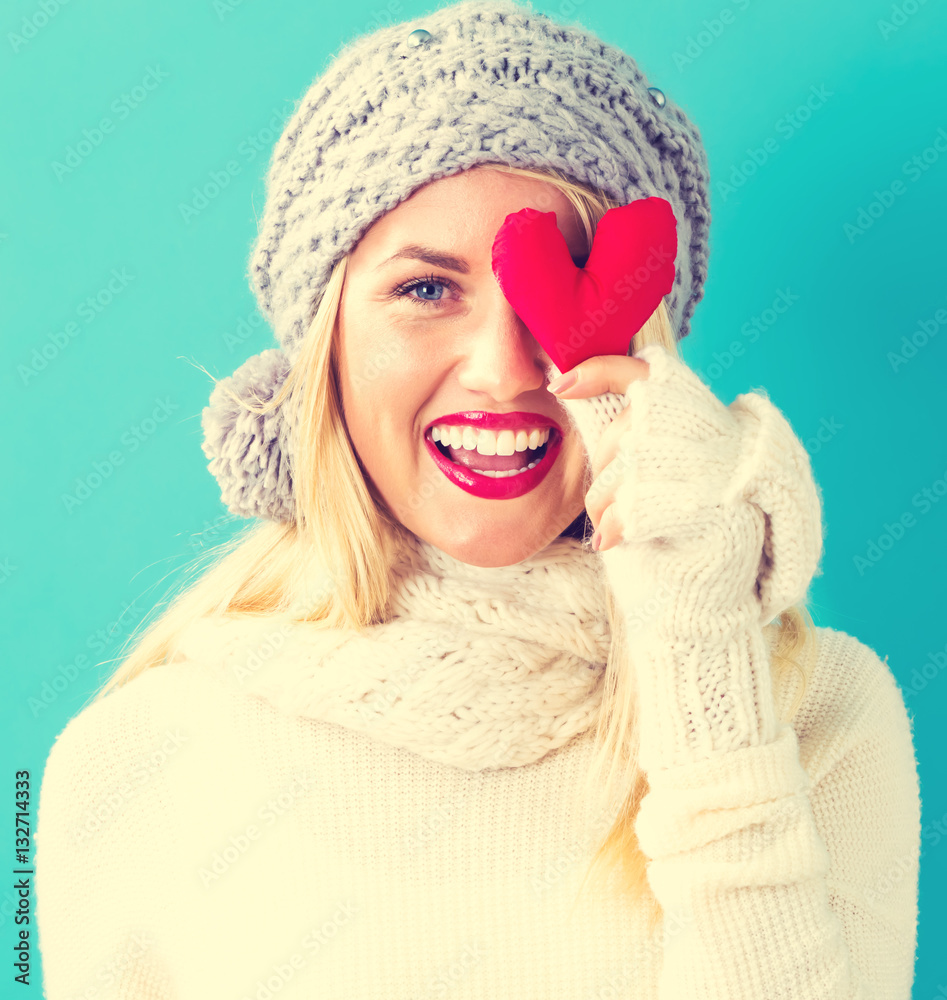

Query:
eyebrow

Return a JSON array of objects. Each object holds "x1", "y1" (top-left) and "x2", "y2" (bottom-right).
[
  {"x1": 373, "y1": 243, "x2": 589, "y2": 273},
  {"x1": 373, "y1": 245, "x2": 471, "y2": 274}
]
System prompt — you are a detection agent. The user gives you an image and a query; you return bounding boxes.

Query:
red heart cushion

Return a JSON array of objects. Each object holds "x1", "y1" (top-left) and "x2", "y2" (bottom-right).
[{"x1": 490, "y1": 196, "x2": 678, "y2": 373}]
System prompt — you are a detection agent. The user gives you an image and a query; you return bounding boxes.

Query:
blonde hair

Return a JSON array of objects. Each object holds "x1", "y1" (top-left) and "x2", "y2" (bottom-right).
[{"x1": 96, "y1": 162, "x2": 818, "y2": 932}]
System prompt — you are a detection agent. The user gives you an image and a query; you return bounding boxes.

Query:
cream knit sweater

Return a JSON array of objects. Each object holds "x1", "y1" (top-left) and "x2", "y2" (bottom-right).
[{"x1": 35, "y1": 345, "x2": 921, "y2": 999}]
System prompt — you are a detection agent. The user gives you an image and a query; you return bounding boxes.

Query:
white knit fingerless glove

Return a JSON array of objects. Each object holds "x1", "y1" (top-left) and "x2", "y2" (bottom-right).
[
  {"x1": 546, "y1": 363, "x2": 628, "y2": 466},
  {"x1": 551, "y1": 343, "x2": 825, "y2": 769}
]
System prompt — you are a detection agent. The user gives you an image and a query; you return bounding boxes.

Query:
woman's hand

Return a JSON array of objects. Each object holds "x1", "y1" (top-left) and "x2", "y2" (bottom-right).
[
  {"x1": 549, "y1": 342, "x2": 824, "y2": 627},
  {"x1": 550, "y1": 347, "x2": 765, "y2": 618},
  {"x1": 550, "y1": 344, "x2": 765, "y2": 610},
  {"x1": 548, "y1": 353, "x2": 651, "y2": 551}
]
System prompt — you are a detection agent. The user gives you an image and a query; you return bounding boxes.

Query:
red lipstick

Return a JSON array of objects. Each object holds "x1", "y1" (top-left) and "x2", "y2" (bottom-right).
[{"x1": 422, "y1": 411, "x2": 563, "y2": 500}]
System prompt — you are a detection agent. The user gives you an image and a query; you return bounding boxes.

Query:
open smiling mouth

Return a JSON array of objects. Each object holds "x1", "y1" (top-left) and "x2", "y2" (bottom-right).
[
  {"x1": 422, "y1": 426, "x2": 563, "y2": 501},
  {"x1": 431, "y1": 433, "x2": 552, "y2": 476}
]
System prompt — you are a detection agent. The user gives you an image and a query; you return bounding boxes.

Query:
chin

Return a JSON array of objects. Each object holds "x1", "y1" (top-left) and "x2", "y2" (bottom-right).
[
  {"x1": 420, "y1": 507, "x2": 586, "y2": 568},
  {"x1": 441, "y1": 539, "x2": 540, "y2": 568}
]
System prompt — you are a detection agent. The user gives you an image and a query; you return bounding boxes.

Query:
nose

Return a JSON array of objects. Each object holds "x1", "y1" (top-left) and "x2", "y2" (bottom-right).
[{"x1": 456, "y1": 287, "x2": 549, "y2": 401}]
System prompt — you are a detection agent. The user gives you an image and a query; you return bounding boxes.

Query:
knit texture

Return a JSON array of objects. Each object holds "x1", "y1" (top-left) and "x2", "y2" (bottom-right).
[
  {"x1": 201, "y1": 0, "x2": 713, "y2": 523},
  {"x1": 160, "y1": 531, "x2": 612, "y2": 772},
  {"x1": 35, "y1": 349, "x2": 921, "y2": 997},
  {"x1": 554, "y1": 343, "x2": 825, "y2": 773},
  {"x1": 251, "y1": 0, "x2": 710, "y2": 362},
  {"x1": 34, "y1": 634, "x2": 921, "y2": 998},
  {"x1": 201, "y1": 348, "x2": 296, "y2": 523}
]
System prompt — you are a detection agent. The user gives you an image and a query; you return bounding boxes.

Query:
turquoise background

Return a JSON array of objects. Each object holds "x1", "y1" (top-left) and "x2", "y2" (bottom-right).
[{"x1": 3, "y1": 0, "x2": 945, "y2": 993}]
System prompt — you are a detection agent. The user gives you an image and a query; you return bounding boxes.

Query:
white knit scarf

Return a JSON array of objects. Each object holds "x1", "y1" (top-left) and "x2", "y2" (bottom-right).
[{"x1": 172, "y1": 531, "x2": 612, "y2": 772}]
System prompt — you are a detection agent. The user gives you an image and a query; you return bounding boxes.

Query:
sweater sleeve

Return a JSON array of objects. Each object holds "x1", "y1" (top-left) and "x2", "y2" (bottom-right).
[{"x1": 551, "y1": 343, "x2": 921, "y2": 999}]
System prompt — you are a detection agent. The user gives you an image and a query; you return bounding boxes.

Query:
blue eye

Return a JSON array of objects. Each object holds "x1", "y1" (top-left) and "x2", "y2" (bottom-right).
[{"x1": 391, "y1": 273, "x2": 457, "y2": 309}]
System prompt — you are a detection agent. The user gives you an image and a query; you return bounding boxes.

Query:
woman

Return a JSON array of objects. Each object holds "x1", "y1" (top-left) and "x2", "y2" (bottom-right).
[{"x1": 35, "y1": 0, "x2": 920, "y2": 997}]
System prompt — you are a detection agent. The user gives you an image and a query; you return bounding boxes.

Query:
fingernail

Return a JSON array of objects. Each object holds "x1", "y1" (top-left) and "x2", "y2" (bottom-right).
[
  {"x1": 547, "y1": 370, "x2": 577, "y2": 394},
  {"x1": 591, "y1": 529, "x2": 602, "y2": 552}
]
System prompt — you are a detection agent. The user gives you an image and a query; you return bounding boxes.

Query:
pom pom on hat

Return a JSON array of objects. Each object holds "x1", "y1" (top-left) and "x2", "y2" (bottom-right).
[{"x1": 201, "y1": 348, "x2": 297, "y2": 523}]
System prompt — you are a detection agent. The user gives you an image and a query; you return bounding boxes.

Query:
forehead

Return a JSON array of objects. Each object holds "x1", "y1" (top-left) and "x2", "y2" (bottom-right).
[{"x1": 350, "y1": 166, "x2": 588, "y2": 263}]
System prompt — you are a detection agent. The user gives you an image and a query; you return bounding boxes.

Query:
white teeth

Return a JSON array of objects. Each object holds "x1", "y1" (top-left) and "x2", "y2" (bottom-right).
[
  {"x1": 430, "y1": 424, "x2": 551, "y2": 454},
  {"x1": 496, "y1": 430, "x2": 516, "y2": 456},
  {"x1": 476, "y1": 430, "x2": 497, "y2": 456},
  {"x1": 470, "y1": 462, "x2": 539, "y2": 478}
]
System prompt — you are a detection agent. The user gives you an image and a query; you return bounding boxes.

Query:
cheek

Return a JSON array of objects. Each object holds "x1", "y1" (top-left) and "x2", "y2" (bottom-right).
[
  {"x1": 558, "y1": 435, "x2": 593, "y2": 496},
  {"x1": 341, "y1": 306, "x2": 430, "y2": 396},
  {"x1": 338, "y1": 302, "x2": 435, "y2": 475},
  {"x1": 341, "y1": 355, "x2": 428, "y2": 464}
]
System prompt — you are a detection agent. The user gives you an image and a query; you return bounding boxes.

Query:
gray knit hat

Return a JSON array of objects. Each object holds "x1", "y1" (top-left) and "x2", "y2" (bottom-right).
[{"x1": 202, "y1": 0, "x2": 712, "y2": 523}]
